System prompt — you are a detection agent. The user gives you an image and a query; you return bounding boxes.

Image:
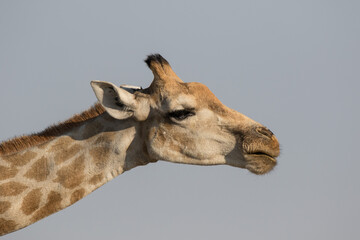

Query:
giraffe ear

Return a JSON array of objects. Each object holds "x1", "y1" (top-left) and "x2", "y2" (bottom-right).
[{"x1": 90, "y1": 80, "x2": 149, "y2": 121}]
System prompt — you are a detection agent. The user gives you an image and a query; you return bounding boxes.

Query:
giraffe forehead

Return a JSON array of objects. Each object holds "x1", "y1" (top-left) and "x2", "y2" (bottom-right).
[
  {"x1": 164, "y1": 94, "x2": 196, "y2": 110},
  {"x1": 187, "y1": 82, "x2": 229, "y2": 114},
  {"x1": 158, "y1": 82, "x2": 227, "y2": 113},
  {"x1": 188, "y1": 83, "x2": 220, "y2": 100}
]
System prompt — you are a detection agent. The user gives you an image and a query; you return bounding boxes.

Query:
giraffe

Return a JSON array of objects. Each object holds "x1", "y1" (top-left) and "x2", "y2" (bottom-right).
[{"x1": 0, "y1": 54, "x2": 280, "y2": 236}]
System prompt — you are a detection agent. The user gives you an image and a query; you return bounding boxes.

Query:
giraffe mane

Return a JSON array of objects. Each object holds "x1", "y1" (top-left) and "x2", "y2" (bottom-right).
[{"x1": 0, "y1": 104, "x2": 105, "y2": 156}]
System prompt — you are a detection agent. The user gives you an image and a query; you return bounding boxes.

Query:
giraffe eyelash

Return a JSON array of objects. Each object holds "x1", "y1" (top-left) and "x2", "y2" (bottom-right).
[{"x1": 168, "y1": 109, "x2": 195, "y2": 121}]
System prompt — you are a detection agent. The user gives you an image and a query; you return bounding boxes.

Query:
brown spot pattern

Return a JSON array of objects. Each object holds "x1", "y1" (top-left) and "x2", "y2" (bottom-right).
[
  {"x1": 0, "y1": 182, "x2": 27, "y2": 196},
  {"x1": 31, "y1": 191, "x2": 62, "y2": 222},
  {"x1": 93, "y1": 131, "x2": 115, "y2": 145},
  {"x1": 0, "y1": 201, "x2": 11, "y2": 214},
  {"x1": 55, "y1": 143, "x2": 81, "y2": 165},
  {"x1": 90, "y1": 146, "x2": 111, "y2": 170},
  {"x1": 2, "y1": 151, "x2": 37, "y2": 167},
  {"x1": 54, "y1": 155, "x2": 85, "y2": 189},
  {"x1": 24, "y1": 157, "x2": 50, "y2": 181},
  {"x1": 49, "y1": 136, "x2": 73, "y2": 152},
  {"x1": 70, "y1": 188, "x2": 86, "y2": 204},
  {"x1": 89, "y1": 173, "x2": 104, "y2": 185},
  {"x1": 0, "y1": 218, "x2": 18, "y2": 235},
  {"x1": 21, "y1": 188, "x2": 42, "y2": 215},
  {"x1": 0, "y1": 165, "x2": 19, "y2": 180}
]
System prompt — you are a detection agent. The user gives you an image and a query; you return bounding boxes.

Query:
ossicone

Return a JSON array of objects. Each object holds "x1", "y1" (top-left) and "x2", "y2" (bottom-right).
[{"x1": 144, "y1": 54, "x2": 182, "y2": 83}]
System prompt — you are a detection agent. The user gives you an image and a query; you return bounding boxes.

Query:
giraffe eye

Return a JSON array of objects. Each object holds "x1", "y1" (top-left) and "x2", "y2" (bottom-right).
[{"x1": 168, "y1": 109, "x2": 195, "y2": 121}]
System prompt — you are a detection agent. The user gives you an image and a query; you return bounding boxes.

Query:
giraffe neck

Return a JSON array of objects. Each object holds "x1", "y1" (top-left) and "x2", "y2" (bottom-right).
[{"x1": 0, "y1": 113, "x2": 151, "y2": 236}]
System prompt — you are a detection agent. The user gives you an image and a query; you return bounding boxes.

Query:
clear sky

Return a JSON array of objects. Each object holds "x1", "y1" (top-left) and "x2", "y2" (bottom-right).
[{"x1": 1, "y1": 1, "x2": 359, "y2": 239}]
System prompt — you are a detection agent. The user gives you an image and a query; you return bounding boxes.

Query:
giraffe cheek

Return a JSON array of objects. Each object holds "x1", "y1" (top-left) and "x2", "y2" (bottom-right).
[{"x1": 146, "y1": 126, "x2": 165, "y2": 160}]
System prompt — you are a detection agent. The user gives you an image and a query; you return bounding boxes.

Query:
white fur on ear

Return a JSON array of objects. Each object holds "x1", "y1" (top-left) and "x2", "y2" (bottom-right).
[
  {"x1": 91, "y1": 80, "x2": 148, "y2": 120},
  {"x1": 120, "y1": 84, "x2": 142, "y2": 93}
]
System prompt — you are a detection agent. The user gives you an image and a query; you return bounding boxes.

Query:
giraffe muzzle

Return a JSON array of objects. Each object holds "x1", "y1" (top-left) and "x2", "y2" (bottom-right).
[{"x1": 241, "y1": 126, "x2": 280, "y2": 174}]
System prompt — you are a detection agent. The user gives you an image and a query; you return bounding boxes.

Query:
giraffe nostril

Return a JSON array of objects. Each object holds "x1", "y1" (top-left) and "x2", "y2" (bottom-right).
[{"x1": 256, "y1": 127, "x2": 274, "y2": 139}]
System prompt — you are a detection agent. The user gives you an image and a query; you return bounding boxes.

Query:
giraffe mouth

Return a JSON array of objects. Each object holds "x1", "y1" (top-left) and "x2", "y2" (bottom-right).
[
  {"x1": 246, "y1": 152, "x2": 277, "y2": 161},
  {"x1": 242, "y1": 140, "x2": 280, "y2": 166},
  {"x1": 243, "y1": 152, "x2": 277, "y2": 175}
]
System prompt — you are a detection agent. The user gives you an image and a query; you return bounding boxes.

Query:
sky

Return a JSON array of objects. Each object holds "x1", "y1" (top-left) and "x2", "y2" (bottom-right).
[{"x1": 1, "y1": 0, "x2": 359, "y2": 239}]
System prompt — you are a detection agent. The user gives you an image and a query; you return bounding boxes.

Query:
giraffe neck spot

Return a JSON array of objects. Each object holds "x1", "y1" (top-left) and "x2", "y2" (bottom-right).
[
  {"x1": 0, "y1": 182, "x2": 28, "y2": 197},
  {"x1": 21, "y1": 188, "x2": 42, "y2": 215},
  {"x1": 53, "y1": 155, "x2": 85, "y2": 189},
  {"x1": 0, "y1": 218, "x2": 18, "y2": 236},
  {"x1": 2, "y1": 151, "x2": 37, "y2": 167},
  {"x1": 0, "y1": 201, "x2": 11, "y2": 214},
  {"x1": 24, "y1": 157, "x2": 51, "y2": 182},
  {"x1": 70, "y1": 188, "x2": 86, "y2": 205},
  {"x1": 31, "y1": 191, "x2": 62, "y2": 222},
  {"x1": 0, "y1": 165, "x2": 19, "y2": 181}
]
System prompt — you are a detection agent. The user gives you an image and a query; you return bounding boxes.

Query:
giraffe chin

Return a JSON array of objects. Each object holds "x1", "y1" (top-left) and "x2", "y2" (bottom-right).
[{"x1": 244, "y1": 154, "x2": 277, "y2": 175}]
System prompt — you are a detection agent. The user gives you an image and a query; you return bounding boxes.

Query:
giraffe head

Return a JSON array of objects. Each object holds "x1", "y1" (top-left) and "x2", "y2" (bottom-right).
[{"x1": 91, "y1": 54, "x2": 280, "y2": 174}]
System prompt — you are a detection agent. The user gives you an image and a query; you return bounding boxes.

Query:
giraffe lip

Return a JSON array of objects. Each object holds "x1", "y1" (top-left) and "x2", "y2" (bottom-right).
[
  {"x1": 244, "y1": 152, "x2": 277, "y2": 162},
  {"x1": 243, "y1": 153, "x2": 277, "y2": 175}
]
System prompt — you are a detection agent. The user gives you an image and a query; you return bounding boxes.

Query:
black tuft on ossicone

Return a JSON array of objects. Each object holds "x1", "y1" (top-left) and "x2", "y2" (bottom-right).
[{"x1": 144, "y1": 54, "x2": 169, "y2": 68}]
